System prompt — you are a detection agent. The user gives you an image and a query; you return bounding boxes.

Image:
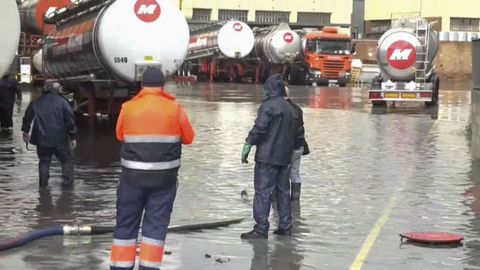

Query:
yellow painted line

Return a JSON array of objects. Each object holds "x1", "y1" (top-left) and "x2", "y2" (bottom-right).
[{"x1": 348, "y1": 196, "x2": 398, "y2": 270}]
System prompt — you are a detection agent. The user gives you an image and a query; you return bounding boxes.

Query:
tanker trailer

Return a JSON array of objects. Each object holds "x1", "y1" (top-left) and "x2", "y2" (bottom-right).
[
  {"x1": 184, "y1": 20, "x2": 255, "y2": 82},
  {"x1": 369, "y1": 17, "x2": 440, "y2": 107},
  {"x1": 19, "y1": 0, "x2": 73, "y2": 34},
  {"x1": 40, "y1": 0, "x2": 189, "y2": 118},
  {"x1": 252, "y1": 22, "x2": 302, "y2": 83},
  {"x1": 0, "y1": 0, "x2": 21, "y2": 78}
]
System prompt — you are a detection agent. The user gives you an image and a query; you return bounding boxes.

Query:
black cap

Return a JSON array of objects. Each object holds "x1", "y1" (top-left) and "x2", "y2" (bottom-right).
[{"x1": 142, "y1": 67, "x2": 165, "y2": 87}]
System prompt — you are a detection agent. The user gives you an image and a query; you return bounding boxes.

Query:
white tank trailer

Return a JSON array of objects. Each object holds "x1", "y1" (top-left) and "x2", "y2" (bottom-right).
[
  {"x1": 41, "y1": 0, "x2": 189, "y2": 84},
  {"x1": 187, "y1": 20, "x2": 255, "y2": 60},
  {"x1": 0, "y1": 0, "x2": 21, "y2": 78},
  {"x1": 253, "y1": 23, "x2": 302, "y2": 64},
  {"x1": 370, "y1": 17, "x2": 440, "y2": 106}
]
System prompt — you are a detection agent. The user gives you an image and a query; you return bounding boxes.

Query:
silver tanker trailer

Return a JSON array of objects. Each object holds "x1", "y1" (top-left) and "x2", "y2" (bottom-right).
[{"x1": 369, "y1": 17, "x2": 440, "y2": 107}]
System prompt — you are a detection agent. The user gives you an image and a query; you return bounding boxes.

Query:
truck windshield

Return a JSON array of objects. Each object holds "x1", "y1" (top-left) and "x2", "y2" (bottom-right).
[{"x1": 312, "y1": 40, "x2": 351, "y2": 55}]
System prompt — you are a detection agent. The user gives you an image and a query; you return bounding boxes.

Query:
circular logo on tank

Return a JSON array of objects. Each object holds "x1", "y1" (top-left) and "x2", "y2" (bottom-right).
[
  {"x1": 233, "y1": 22, "x2": 243, "y2": 32},
  {"x1": 134, "y1": 0, "x2": 161, "y2": 23},
  {"x1": 284, "y1": 32, "x2": 294, "y2": 43},
  {"x1": 36, "y1": 0, "x2": 72, "y2": 33},
  {"x1": 386, "y1": 40, "x2": 416, "y2": 70}
]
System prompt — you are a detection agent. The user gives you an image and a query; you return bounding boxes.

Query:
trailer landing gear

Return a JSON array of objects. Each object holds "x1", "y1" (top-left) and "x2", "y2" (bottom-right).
[{"x1": 425, "y1": 77, "x2": 440, "y2": 107}]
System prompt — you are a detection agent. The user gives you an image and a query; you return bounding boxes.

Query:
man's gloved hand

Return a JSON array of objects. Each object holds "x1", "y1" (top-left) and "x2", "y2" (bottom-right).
[
  {"x1": 70, "y1": 139, "x2": 77, "y2": 150},
  {"x1": 22, "y1": 132, "x2": 30, "y2": 144},
  {"x1": 241, "y1": 143, "x2": 252, "y2": 164}
]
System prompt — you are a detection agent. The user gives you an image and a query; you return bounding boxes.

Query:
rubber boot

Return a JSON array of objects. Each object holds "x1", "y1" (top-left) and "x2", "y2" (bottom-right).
[
  {"x1": 291, "y1": 183, "x2": 301, "y2": 201},
  {"x1": 271, "y1": 188, "x2": 277, "y2": 202}
]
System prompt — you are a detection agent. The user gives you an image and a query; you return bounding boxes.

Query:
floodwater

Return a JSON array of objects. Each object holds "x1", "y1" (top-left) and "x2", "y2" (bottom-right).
[{"x1": 0, "y1": 81, "x2": 479, "y2": 270}]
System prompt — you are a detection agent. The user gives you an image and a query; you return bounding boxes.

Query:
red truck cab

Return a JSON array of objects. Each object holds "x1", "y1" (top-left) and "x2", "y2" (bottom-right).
[{"x1": 303, "y1": 27, "x2": 352, "y2": 86}]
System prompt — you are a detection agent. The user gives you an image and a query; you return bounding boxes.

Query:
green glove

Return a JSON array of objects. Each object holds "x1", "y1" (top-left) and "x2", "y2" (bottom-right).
[{"x1": 241, "y1": 143, "x2": 252, "y2": 164}]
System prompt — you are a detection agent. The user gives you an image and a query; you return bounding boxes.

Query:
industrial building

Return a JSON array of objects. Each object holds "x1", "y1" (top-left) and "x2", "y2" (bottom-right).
[
  {"x1": 365, "y1": 0, "x2": 480, "y2": 38},
  {"x1": 174, "y1": 0, "x2": 352, "y2": 28}
]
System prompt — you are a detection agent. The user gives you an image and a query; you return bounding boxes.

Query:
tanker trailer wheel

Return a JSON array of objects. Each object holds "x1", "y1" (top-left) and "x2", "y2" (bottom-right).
[
  {"x1": 287, "y1": 68, "x2": 304, "y2": 85},
  {"x1": 287, "y1": 72, "x2": 296, "y2": 85},
  {"x1": 425, "y1": 77, "x2": 440, "y2": 107},
  {"x1": 232, "y1": 66, "x2": 241, "y2": 83},
  {"x1": 372, "y1": 101, "x2": 387, "y2": 108}
]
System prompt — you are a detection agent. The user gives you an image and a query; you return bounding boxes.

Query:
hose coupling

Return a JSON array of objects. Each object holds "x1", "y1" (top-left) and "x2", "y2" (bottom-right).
[{"x1": 63, "y1": 225, "x2": 92, "y2": 235}]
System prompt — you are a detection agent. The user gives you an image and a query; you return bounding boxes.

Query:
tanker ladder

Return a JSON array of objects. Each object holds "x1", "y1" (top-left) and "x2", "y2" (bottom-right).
[{"x1": 415, "y1": 19, "x2": 430, "y2": 89}]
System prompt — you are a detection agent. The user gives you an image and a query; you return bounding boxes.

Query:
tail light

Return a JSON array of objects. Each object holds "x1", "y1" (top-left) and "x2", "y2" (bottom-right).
[
  {"x1": 420, "y1": 92, "x2": 432, "y2": 98},
  {"x1": 369, "y1": 92, "x2": 382, "y2": 99}
]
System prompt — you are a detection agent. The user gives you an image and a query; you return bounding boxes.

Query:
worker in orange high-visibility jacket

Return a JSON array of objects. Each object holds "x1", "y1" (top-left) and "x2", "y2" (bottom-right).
[{"x1": 110, "y1": 67, "x2": 195, "y2": 270}]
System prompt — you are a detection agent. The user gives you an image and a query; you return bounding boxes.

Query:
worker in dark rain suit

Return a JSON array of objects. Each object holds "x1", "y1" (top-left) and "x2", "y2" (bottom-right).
[
  {"x1": 241, "y1": 74, "x2": 302, "y2": 239},
  {"x1": 110, "y1": 67, "x2": 195, "y2": 270},
  {"x1": 22, "y1": 82, "x2": 76, "y2": 188},
  {"x1": 0, "y1": 74, "x2": 22, "y2": 130}
]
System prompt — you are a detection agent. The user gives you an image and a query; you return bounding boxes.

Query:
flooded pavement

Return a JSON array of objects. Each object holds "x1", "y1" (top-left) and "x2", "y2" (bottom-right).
[{"x1": 0, "y1": 82, "x2": 479, "y2": 270}]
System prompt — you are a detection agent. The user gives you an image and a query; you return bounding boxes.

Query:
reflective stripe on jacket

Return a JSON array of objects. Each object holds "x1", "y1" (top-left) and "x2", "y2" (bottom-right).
[{"x1": 116, "y1": 88, "x2": 194, "y2": 186}]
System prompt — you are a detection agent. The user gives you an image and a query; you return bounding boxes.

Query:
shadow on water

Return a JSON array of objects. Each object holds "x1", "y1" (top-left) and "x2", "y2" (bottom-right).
[{"x1": 399, "y1": 241, "x2": 464, "y2": 249}]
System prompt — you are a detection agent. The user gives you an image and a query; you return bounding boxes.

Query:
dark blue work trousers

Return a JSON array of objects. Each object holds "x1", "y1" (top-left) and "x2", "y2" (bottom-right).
[
  {"x1": 112, "y1": 176, "x2": 177, "y2": 270},
  {"x1": 37, "y1": 145, "x2": 74, "y2": 187},
  {"x1": 253, "y1": 162, "x2": 292, "y2": 235},
  {"x1": 0, "y1": 104, "x2": 13, "y2": 128}
]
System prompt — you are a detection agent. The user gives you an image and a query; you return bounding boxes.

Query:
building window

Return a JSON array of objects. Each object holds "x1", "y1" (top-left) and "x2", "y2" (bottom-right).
[
  {"x1": 192, "y1": 8, "x2": 212, "y2": 21},
  {"x1": 255, "y1": 11, "x2": 290, "y2": 24},
  {"x1": 450, "y1": 17, "x2": 480, "y2": 31},
  {"x1": 218, "y1": 9, "x2": 248, "y2": 22},
  {"x1": 297, "y1": 12, "x2": 331, "y2": 25}
]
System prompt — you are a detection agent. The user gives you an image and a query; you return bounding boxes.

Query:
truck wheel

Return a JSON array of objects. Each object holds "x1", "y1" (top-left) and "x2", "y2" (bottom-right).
[
  {"x1": 339, "y1": 82, "x2": 347, "y2": 87},
  {"x1": 425, "y1": 77, "x2": 440, "y2": 107},
  {"x1": 232, "y1": 67, "x2": 240, "y2": 83},
  {"x1": 287, "y1": 72, "x2": 297, "y2": 85},
  {"x1": 372, "y1": 101, "x2": 387, "y2": 108}
]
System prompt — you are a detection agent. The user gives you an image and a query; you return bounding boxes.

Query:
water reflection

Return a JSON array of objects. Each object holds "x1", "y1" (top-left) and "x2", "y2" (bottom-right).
[
  {"x1": 249, "y1": 202, "x2": 307, "y2": 270},
  {"x1": 35, "y1": 188, "x2": 75, "y2": 227},
  {"x1": 308, "y1": 87, "x2": 353, "y2": 109},
  {"x1": 248, "y1": 237, "x2": 305, "y2": 270},
  {"x1": 371, "y1": 105, "x2": 440, "y2": 120},
  {"x1": 0, "y1": 83, "x2": 478, "y2": 269}
]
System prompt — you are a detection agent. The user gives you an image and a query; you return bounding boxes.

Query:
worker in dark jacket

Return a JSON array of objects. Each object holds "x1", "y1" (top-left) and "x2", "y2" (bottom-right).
[
  {"x1": 21, "y1": 82, "x2": 77, "y2": 188},
  {"x1": 285, "y1": 87, "x2": 309, "y2": 201},
  {"x1": 241, "y1": 74, "x2": 302, "y2": 239},
  {"x1": 0, "y1": 74, "x2": 21, "y2": 130},
  {"x1": 110, "y1": 67, "x2": 195, "y2": 270}
]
